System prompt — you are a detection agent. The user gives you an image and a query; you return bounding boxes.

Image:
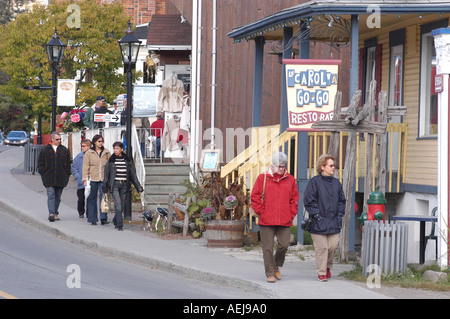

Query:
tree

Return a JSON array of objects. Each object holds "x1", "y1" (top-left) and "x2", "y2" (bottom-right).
[
  {"x1": 0, "y1": 0, "x2": 32, "y2": 25},
  {"x1": 0, "y1": 0, "x2": 132, "y2": 122},
  {"x1": 0, "y1": 94, "x2": 28, "y2": 132}
]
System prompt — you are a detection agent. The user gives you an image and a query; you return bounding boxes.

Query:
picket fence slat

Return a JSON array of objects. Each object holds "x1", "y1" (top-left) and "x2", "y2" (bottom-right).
[{"x1": 362, "y1": 220, "x2": 408, "y2": 276}]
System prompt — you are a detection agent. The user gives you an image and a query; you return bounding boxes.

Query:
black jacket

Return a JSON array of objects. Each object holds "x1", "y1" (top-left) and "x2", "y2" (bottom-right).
[
  {"x1": 37, "y1": 143, "x2": 72, "y2": 188},
  {"x1": 303, "y1": 174, "x2": 346, "y2": 234},
  {"x1": 102, "y1": 153, "x2": 143, "y2": 194}
]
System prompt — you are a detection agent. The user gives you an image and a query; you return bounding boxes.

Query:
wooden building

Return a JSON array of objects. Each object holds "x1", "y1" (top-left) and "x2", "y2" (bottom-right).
[
  {"x1": 165, "y1": 0, "x2": 351, "y2": 162},
  {"x1": 226, "y1": 0, "x2": 450, "y2": 267}
]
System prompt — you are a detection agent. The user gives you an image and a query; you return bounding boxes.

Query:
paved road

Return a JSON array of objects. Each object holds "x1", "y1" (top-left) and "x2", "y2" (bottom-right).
[{"x1": 0, "y1": 208, "x2": 266, "y2": 299}]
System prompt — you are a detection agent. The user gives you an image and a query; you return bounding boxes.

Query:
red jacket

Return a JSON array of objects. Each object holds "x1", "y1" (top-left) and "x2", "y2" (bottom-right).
[{"x1": 250, "y1": 166, "x2": 299, "y2": 226}]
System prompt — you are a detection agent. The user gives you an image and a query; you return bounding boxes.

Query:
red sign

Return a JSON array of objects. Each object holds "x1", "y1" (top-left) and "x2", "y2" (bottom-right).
[{"x1": 435, "y1": 74, "x2": 444, "y2": 93}]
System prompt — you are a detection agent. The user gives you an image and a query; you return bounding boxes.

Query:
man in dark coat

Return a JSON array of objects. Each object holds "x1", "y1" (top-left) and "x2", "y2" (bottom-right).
[{"x1": 37, "y1": 131, "x2": 72, "y2": 222}]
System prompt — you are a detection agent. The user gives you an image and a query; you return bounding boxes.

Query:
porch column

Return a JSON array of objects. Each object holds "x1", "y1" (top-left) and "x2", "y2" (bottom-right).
[
  {"x1": 432, "y1": 28, "x2": 450, "y2": 269},
  {"x1": 280, "y1": 27, "x2": 293, "y2": 133},
  {"x1": 297, "y1": 22, "x2": 310, "y2": 245},
  {"x1": 252, "y1": 36, "x2": 265, "y2": 127},
  {"x1": 346, "y1": 14, "x2": 360, "y2": 252}
]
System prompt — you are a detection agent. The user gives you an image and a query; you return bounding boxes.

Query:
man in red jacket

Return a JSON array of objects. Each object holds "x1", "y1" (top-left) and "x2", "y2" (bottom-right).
[
  {"x1": 150, "y1": 112, "x2": 164, "y2": 158},
  {"x1": 251, "y1": 152, "x2": 299, "y2": 283}
]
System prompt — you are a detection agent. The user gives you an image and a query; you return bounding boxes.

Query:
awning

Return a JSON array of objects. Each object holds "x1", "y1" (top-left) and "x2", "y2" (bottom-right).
[{"x1": 228, "y1": 0, "x2": 450, "y2": 44}]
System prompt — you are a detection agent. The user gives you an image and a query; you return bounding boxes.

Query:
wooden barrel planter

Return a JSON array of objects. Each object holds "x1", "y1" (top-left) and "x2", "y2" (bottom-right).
[{"x1": 204, "y1": 220, "x2": 246, "y2": 248}]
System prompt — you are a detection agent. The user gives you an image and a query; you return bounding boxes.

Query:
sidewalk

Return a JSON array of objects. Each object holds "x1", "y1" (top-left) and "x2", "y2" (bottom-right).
[{"x1": 0, "y1": 147, "x2": 447, "y2": 299}]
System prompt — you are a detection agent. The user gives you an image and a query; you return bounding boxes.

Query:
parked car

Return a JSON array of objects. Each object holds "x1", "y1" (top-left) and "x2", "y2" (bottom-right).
[
  {"x1": 0, "y1": 132, "x2": 3, "y2": 145},
  {"x1": 4, "y1": 131, "x2": 28, "y2": 147}
]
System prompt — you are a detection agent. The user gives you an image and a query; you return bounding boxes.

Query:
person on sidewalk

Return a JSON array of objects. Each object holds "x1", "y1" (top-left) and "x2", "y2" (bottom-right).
[
  {"x1": 82, "y1": 134, "x2": 111, "y2": 225},
  {"x1": 102, "y1": 141, "x2": 143, "y2": 231},
  {"x1": 250, "y1": 152, "x2": 299, "y2": 283},
  {"x1": 93, "y1": 96, "x2": 112, "y2": 129},
  {"x1": 72, "y1": 139, "x2": 91, "y2": 220},
  {"x1": 37, "y1": 131, "x2": 72, "y2": 222},
  {"x1": 150, "y1": 112, "x2": 164, "y2": 158},
  {"x1": 303, "y1": 154, "x2": 346, "y2": 282}
]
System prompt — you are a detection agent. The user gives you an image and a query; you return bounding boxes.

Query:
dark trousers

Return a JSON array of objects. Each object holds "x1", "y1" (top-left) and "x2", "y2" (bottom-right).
[
  {"x1": 76, "y1": 188, "x2": 87, "y2": 217},
  {"x1": 155, "y1": 137, "x2": 161, "y2": 158},
  {"x1": 111, "y1": 181, "x2": 127, "y2": 228},
  {"x1": 259, "y1": 225, "x2": 291, "y2": 278}
]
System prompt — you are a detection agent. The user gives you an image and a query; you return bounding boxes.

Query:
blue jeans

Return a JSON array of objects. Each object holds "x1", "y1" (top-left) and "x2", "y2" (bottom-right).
[
  {"x1": 155, "y1": 137, "x2": 161, "y2": 158},
  {"x1": 111, "y1": 181, "x2": 127, "y2": 228},
  {"x1": 46, "y1": 186, "x2": 63, "y2": 216},
  {"x1": 87, "y1": 181, "x2": 107, "y2": 223}
]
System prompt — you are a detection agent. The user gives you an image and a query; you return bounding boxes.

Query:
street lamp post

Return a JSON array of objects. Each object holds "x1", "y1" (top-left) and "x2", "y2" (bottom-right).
[
  {"x1": 118, "y1": 21, "x2": 141, "y2": 221},
  {"x1": 118, "y1": 22, "x2": 142, "y2": 158},
  {"x1": 45, "y1": 28, "x2": 66, "y2": 132}
]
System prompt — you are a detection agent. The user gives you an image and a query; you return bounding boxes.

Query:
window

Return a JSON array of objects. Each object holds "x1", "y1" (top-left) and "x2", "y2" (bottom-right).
[
  {"x1": 419, "y1": 20, "x2": 448, "y2": 137},
  {"x1": 365, "y1": 46, "x2": 377, "y2": 101},
  {"x1": 419, "y1": 33, "x2": 437, "y2": 137},
  {"x1": 360, "y1": 38, "x2": 381, "y2": 105},
  {"x1": 389, "y1": 45, "x2": 404, "y2": 107}
]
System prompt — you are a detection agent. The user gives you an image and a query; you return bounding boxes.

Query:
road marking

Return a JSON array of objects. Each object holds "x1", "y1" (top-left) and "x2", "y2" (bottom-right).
[{"x1": 0, "y1": 290, "x2": 18, "y2": 299}]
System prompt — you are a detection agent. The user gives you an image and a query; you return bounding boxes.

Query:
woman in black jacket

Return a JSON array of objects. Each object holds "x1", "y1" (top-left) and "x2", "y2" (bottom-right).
[
  {"x1": 103, "y1": 141, "x2": 143, "y2": 230},
  {"x1": 304, "y1": 154, "x2": 346, "y2": 282}
]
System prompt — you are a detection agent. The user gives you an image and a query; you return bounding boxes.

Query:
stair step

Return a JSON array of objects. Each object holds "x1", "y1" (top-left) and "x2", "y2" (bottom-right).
[{"x1": 145, "y1": 175, "x2": 188, "y2": 185}]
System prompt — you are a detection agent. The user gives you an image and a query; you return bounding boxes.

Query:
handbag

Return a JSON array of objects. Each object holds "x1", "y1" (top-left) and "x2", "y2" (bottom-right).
[
  {"x1": 101, "y1": 193, "x2": 110, "y2": 213},
  {"x1": 84, "y1": 176, "x2": 91, "y2": 198},
  {"x1": 301, "y1": 210, "x2": 312, "y2": 232}
]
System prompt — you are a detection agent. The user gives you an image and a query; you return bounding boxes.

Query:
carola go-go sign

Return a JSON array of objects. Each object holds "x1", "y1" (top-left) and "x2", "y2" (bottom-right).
[{"x1": 283, "y1": 59, "x2": 341, "y2": 131}]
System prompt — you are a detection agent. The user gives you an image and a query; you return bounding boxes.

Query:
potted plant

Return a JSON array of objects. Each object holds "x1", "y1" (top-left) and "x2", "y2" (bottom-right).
[{"x1": 181, "y1": 173, "x2": 248, "y2": 247}]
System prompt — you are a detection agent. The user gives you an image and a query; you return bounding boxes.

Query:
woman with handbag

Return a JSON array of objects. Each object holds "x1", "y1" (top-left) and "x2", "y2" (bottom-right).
[
  {"x1": 82, "y1": 134, "x2": 111, "y2": 225},
  {"x1": 303, "y1": 154, "x2": 346, "y2": 282},
  {"x1": 250, "y1": 152, "x2": 299, "y2": 283},
  {"x1": 103, "y1": 141, "x2": 144, "y2": 231}
]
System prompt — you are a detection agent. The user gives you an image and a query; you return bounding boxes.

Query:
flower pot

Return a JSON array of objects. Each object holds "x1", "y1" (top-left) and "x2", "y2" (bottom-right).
[{"x1": 204, "y1": 220, "x2": 246, "y2": 248}]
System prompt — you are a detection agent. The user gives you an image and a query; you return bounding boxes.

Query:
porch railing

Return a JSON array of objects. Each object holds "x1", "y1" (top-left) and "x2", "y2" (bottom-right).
[{"x1": 220, "y1": 123, "x2": 408, "y2": 194}]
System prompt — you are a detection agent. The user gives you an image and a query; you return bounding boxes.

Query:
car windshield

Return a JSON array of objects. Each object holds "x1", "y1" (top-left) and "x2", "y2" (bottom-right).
[{"x1": 7, "y1": 132, "x2": 26, "y2": 138}]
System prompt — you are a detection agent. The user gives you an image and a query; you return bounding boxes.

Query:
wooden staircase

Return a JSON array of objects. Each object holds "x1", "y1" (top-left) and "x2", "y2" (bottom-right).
[{"x1": 142, "y1": 161, "x2": 190, "y2": 212}]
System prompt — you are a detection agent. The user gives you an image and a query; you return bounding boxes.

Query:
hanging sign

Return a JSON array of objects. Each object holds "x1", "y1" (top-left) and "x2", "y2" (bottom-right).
[
  {"x1": 283, "y1": 59, "x2": 341, "y2": 131},
  {"x1": 57, "y1": 79, "x2": 76, "y2": 106}
]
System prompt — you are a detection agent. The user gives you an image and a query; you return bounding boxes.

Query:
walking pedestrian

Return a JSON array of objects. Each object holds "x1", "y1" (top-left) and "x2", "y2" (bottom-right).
[
  {"x1": 82, "y1": 134, "x2": 111, "y2": 225},
  {"x1": 103, "y1": 141, "x2": 143, "y2": 231},
  {"x1": 72, "y1": 139, "x2": 91, "y2": 220},
  {"x1": 250, "y1": 152, "x2": 299, "y2": 283},
  {"x1": 37, "y1": 131, "x2": 72, "y2": 222},
  {"x1": 150, "y1": 112, "x2": 164, "y2": 158},
  {"x1": 303, "y1": 154, "x2": 346, "y2": 282},
  {"x1": 93, "y1": 96, "x2": 112, "y2": 129}
]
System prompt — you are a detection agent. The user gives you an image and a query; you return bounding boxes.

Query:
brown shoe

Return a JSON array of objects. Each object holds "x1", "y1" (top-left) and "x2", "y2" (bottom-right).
[
  {"x1": 267, "y1": 275, "x2": 276, "y2": 283},
  {"x1": 274, "y1": 268, "x2": 281, "y2": 280},
  {"x1": 54, "y1": 215, "x2": 60, "y2": 221}
]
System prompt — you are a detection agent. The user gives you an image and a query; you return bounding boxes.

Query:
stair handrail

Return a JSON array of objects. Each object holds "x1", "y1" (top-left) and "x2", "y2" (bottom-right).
[
  {"x1": 220, "y1": 124, "x2": 280, "y2": 178},
  {"x1": 131, "y1": 124, "x2": 146, "y2": 208}
]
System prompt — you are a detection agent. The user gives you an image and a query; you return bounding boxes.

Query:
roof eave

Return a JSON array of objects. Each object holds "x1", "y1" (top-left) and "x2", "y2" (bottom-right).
[{"x1": 228, "y1": 4, "x2": 450, "y2": 40}]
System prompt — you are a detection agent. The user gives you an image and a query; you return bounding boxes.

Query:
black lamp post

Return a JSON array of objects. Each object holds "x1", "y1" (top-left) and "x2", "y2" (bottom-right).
[
  {"x1": 118, "y1": 21, "x2": 141, "y2": 221},
  {"x1": 45, "y1": 28, "x2": 66, "y2": 132},
  {"x1": 118, "y1": 22, "x2": 142, "y2": 157}
]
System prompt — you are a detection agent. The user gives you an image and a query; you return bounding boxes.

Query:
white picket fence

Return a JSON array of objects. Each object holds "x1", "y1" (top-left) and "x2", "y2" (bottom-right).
[{"x1": 362, "y1": 220, "x2": 408, "y2": 276}]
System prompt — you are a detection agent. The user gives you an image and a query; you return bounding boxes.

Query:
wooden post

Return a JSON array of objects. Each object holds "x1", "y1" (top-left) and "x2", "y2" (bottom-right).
[
  {"x1": 328, "y1": 91, "x2": 342, "y2": 162},
  {"x1": 376, "y1": 90, "x2": 388, "y2": 194},
  {"x1": 167, "y1": 193, "x2": 174, "y2": 235},
  {"x1": 363, "y1": 81, "x2": 377, "y2": 213}
]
